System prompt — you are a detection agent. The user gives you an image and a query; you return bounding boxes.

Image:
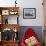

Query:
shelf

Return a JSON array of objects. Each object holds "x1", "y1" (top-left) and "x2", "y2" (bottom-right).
[
  {"x1": 2, "y1": 40, "x2": 19, "y2": 46},
  {"x1": 0, "y1": 24, "x2": 20, "y2": 32},
  {"x1": 0, "y1": 7, "x2": 19, "y2": 9},
  {"x1": 2, "y1": 40, "x2": 19, "y2": 43},
  {"x1": 0, "y1": 7, "x2": 19, "y2": 24},
  {"x1": 0, "y1": 7, "x2": 20, "y2": 46},
  {"x1": 0, "y1": 7, "x2": 19, "y2": 16}
]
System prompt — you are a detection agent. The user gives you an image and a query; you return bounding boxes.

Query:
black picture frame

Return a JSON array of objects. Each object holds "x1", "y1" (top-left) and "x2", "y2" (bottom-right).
[{"x1": 23, "y1": 8, "x2": 36, "y2": 19}]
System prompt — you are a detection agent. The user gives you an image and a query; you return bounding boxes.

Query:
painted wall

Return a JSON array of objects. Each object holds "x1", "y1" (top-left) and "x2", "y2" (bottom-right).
[
  {"x1": 18, "y1": 0, "x2": 44, "y2": 26},
  {"x1": 0, "y1": 0, "x2": 44, "y2": 26}
]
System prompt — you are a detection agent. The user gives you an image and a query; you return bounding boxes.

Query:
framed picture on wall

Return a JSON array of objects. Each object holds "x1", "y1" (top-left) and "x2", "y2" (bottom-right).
[
  {"x1": 23, "y1": 8, "x2": 36, "y2": 19},
  {"x1": 2, "y1": 10, "x2": 9, "y2": 15}
]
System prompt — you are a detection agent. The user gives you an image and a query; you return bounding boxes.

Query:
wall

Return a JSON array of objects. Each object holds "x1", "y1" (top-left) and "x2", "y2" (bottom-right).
[
  {"x1": 18, "y1": 0, "x2": 44, "y2": 26},
  {"x1": 0, "y1": 0, "x2": 44, "y2": 26}
]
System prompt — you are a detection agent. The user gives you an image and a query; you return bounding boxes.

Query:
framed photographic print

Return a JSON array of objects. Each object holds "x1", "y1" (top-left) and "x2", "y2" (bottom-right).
[
  {"x1": 2, "y1": 10, "x2": 9, "y2": 15},
  {"x1": 23, "y1": 8, "x2": 36, "y2": 19}
]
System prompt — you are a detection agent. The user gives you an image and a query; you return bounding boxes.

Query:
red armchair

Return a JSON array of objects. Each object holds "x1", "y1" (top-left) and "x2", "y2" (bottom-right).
[{"x1": 21, "y1": 28, "x2": 41, "y2": 46}]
